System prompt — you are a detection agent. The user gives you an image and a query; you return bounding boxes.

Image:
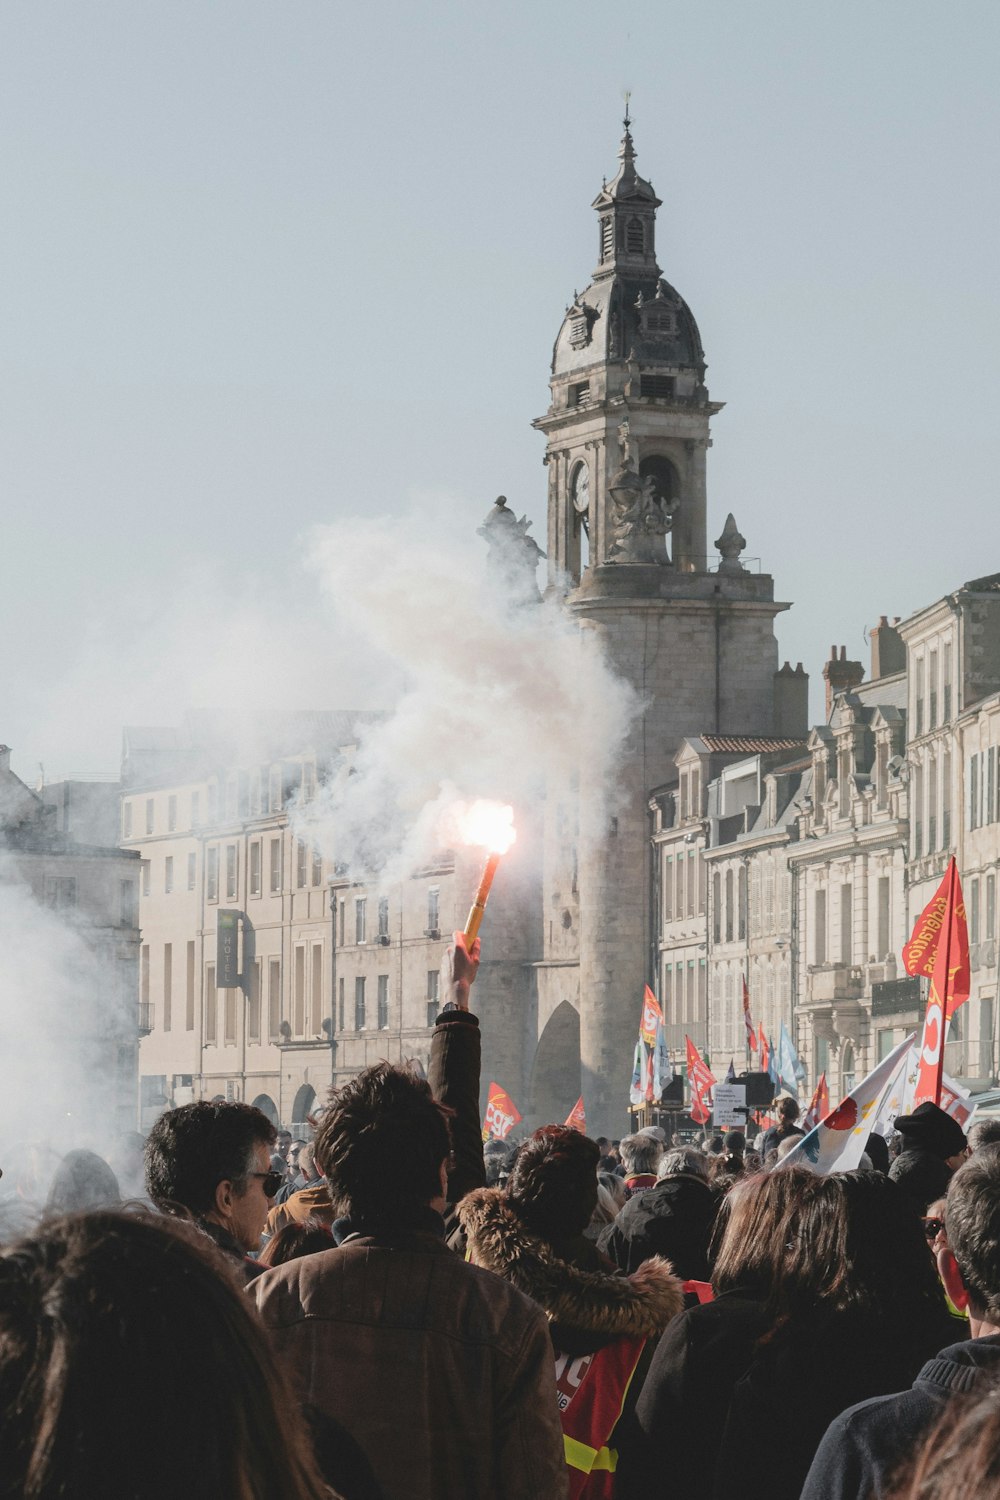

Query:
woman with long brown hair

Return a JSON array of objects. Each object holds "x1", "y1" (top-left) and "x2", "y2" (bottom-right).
[{"x1": 0, "y1": 1211, "x2": 337, "y2": 1500}]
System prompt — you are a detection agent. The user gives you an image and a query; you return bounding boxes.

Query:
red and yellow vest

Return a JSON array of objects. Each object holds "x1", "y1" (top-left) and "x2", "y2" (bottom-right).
[{"x1": 555, "y1": 1335, "x2": 647, "y2": 1499}]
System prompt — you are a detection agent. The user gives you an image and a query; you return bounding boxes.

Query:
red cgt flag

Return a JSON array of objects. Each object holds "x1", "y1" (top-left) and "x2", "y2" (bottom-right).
[
  {"x1": 685, "y1": 1035, "x2": 716, "y2": 1126},
  {"x1": 564, "y1": 1096, "x2": 587, "y2": 1133},
  {"x1": 482, "y1": 1082, "x2": 522, "y2": 1142},
  {"x1": 742, "y1": 975, "x2": 757, "y2": 1053},
  {"x1": 906, "y1": 858, "x2": 971, "y2": 1108},
  {"x1": 758, "y1": 1024, "x2": 770, "y2": 1076},
  {"x1": 640, "y1": 985, "x2": 663, "y2": 1048}
]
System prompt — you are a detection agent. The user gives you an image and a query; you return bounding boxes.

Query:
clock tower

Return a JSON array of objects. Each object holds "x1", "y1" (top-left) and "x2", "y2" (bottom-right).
[{"x1": 530, "y1": 116, "x2": 797, "y2": 1136}]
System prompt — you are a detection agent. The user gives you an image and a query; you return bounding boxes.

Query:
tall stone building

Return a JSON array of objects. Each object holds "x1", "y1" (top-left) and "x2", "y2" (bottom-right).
[{"x1": 530, "y1": 117, "x2": 804, "y2": 1135}]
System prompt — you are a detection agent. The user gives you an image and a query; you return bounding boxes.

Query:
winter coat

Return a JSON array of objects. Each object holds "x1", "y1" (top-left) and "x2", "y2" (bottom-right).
[
  {"x1": 597, "y1": 1174, "x2": 717, "y2": 1281},
  {"x1": 252, "y1": 1214, "x2": 568, "y2": 1500},
  {"x1": 618, "y1": 1287, "x2": 957, "y2": 1500},
  {"x1": 264, "y1": 1179, "x2": 335, "y2": 1236},
  {"x1": 457, "y1": 1187, "x2": 683, "y2": 1358},
  {"x1": 888, "y1": 1146, "x2": 954, "y2": 1214},
  {"x1": 800, "y1": 1334, "x2": 1000, "y2": 1500}
]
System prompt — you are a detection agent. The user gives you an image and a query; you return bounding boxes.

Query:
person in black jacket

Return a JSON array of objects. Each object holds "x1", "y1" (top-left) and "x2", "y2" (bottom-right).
[
  {"x1": 598, "y1": 1146, "x2": 717, "y2": 1280},
  {"x1": 888, "y1": 1101, "x2": 969, "y2": 1214},
  {"x1": 617, "y1": 1168, "x2": 954, "y2": 1500},
  {"x1": 802, "y1": 1146, "x2": 1000, "y2": 1500}
]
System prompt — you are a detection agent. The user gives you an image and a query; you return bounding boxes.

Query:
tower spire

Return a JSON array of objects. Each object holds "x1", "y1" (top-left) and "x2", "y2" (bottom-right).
[{"x1": 621, "y1": 92, "x2": 634, "y2": 166}]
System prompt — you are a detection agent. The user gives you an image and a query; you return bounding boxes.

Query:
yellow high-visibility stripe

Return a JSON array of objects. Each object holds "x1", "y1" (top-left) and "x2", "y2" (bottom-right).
[{"x1": 563, "y1": 1436, "x2": 617, "y2": 1474}]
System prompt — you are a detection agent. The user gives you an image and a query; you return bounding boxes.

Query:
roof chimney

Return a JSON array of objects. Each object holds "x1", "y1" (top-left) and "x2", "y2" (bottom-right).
[
  {"x1": 870, "y1": 615, "x2": 906, "y2": 681},
  {"x1": 822, "y1": 646, "x2": 864, "y2": 720}
]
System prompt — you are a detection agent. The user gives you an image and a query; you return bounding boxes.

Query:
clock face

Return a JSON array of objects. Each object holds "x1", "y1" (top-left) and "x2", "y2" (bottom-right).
[{"x1": 571, "y1": 462, "x2": 590, "y2": 515}]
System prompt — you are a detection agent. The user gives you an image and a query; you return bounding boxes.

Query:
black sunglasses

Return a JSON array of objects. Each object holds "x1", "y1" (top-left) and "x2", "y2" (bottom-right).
[
  {"x1": 251, "y1": 1170, "x2": 284, "y2": 1198},
  {"x1": 921, "y1": 1217, "x2": 944, "y2": 1241}
]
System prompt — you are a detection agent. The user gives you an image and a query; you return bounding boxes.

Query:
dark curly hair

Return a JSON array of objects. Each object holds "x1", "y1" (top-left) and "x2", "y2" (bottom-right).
[
  {"x1": 505, "y1": 1126, "x2": 600, "y2": 1242},
  {"x1": 0, "y1": 1212, "x2": 329, "y2": 1500},
  {"x1": 144, "y1": 1101, "x2": 276, "y2": 1218},
  {"x1": 314, "y1": 1062, "x2": 453, "y2": 1224}
]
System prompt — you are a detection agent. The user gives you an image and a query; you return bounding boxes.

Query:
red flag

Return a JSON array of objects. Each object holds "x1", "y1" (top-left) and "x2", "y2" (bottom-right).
[
  {"x1": 802, "y1": 1072, "x2": 830, "y2": 1131},
  {"x1": 564, "y1": 1096, "x2": 587, "y2": 1133},
  {"x1": 758, "y1": 1024, "x2": 770, "y2": 1076},
  {"x1": 685, "y1": 1035, "x2": 716, "y2": 1126},
  {"x1": 742, "y1": 976, "x2": 757, "y2": 1053},
  {"x1": 911, "y1": 860, "x2": 971, "y2": 1107},
  {"x1": 482, "y1": 1082, "x2": 522, "y2": 1142},
  {"x1": 639, "y1": 985, "x2": 662, "y2": 1048}
]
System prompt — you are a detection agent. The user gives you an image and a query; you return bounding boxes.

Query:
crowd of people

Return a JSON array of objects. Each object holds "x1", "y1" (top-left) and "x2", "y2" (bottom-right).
[{"x1": 4, "y1": 935, "x2": 1000, "y2": 1498}]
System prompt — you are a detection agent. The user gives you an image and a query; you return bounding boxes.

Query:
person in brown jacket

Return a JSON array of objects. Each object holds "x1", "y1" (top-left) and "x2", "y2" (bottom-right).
[{"x1": 252, "y1": 934, "x2": 568, "y2": 1500}]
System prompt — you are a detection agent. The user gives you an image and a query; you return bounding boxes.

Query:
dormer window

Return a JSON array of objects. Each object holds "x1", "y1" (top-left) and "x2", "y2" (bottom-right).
[
  {"x1": 567, "y1": 299, "x2": 596, "y2": 350},
  {"x1": 626, "y1": 217, "x2": 645, "y2": 253},
  {"x1": 645, "y1": 310, "x2": 676, "y2": 335}
]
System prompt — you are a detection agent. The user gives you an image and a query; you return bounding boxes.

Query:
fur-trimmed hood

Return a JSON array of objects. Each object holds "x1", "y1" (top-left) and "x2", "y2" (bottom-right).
[{"x1": 457, "y1": 1187, "x2": 683, "y2": 1339}]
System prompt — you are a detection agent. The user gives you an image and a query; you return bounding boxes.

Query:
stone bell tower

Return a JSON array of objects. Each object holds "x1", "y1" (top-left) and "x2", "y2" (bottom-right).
[{"x1": 530, "y1": 114, "x2": 798, "y2": 1137}]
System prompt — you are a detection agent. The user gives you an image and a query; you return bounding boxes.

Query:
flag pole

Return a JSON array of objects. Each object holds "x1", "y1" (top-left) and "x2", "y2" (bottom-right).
[{"x1": 931, "y1": 859, "x2": 958, "y2": 1107}]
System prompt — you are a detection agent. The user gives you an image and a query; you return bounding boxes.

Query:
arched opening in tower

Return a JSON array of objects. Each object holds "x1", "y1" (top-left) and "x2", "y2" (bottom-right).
[{"x1": 528, "y1": 1000, "x2": 581, "y2": 1127}]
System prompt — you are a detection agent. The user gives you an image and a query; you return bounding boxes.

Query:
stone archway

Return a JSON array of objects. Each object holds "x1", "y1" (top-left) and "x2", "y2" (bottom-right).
[
  {"x1": 528, "y1": 1001, "x2": 581, "y2": 1129},
  {"x1": 251, "y1": 1093, "x2": 279, "y2": 1127},
  {"x1": 291, "y1": 1084, "x2": 317, "y2": 1140}
]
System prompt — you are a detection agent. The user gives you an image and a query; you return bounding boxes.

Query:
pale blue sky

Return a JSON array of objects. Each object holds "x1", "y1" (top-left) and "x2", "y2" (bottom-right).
[{"x1": 2, "y1": 2, "x2": 998, "y2": 777}]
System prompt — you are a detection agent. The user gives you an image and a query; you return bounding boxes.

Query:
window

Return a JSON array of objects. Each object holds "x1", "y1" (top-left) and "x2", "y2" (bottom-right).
[
  {"x1": 640, "y1": 374, "x2": 676, "y2": 400},
  {"x1": 943, "y1": 642, "x2": 953, "y2": 721},
  {"x1": 600, "y1": 215, "x2": 613, "y2": 261},
  {"x1": 970, "y1": 755, "x2": 980, "y2": 831},
  {"x1": 311, "y1": 946, "x2": 323, "y2": 1033},
  {"x1": 123, "y1": 801, "x2": 132, "y2": 839},
  {"x1": 186, "y1": 942, "x2": 195, "y2": 1030},
  {"x1": 141, "y1": 860, "x2": 150, "y2": 898},
  {"x1": 712, "y1": 873, "x2": 721, "y2": 943},
  {"x1": 248, "y1": 960, "x2": 261, "y2": 1043},
  {"x1": 687, "y1": 853, "x2": 696, "y2": 919},
  {"x1": 377, "y1": 974, "x2": 389, "y2": 1029},
  {"x1": 877, "y1": 877, "x2": 891, "y2": 959},
  {"x1": 268, "y1": 959, "x2": 281, "y2": 1039},
  {"x1": 676, "y1": 854, "x2": 685, "y2": 920},
  {"x1": 167, "y1": 794, "x2": 177, "y2": 832},
  {"x1": 301, "y1": 761, "x2": 315, "y2": 804},
  {"x1": 426, "y1": 970, "x2": 440, "y2": 1028},
  {"x1": 205, "y1": 965, "x2": 217, "y2": 1044},
  {"x1": 427, "y1": 887, "x2": 440, "y2": 935},
  {"x1": 625, "y1": 216, "x2": 644, "y2": 253},
  {"x1": 737, "y1": 865, "x2": 747, "y2": 940},
  {"x1": 914, "y1": 658, "x2": 924, "y2": 737},
  {"x1": 249, "y1": 842, "x2": 261, "y2": 897},
  {"x1": 970, "y1": 878, "x2": 981, "y2": 947},
  {"x1": 145, "y1": 798, "x2": 154, "y2": 835},
  {"x1": 987, "y1": 874, "x2": 996, "y2": 942},
  {"x1": 269, "y1": 838, "x2": 282, "y2": 894},
  {"x1": 312, "y1": 847, "x2": 323, "y2": 887},
  {"x1": 663, "y1": 856, "x2": 673, "y2": 922},
  {"x1": 224, "y1": 978, "x2": 236, "y2": 1045},
  {"x1": 43, "y1": 876, "x2": 77, "y2": 909},
  {"x1": 225, "y1": 844, "x2": 237, "y2": 901},
  {"x1": 338, "y1": 900, "x2": 345, "y2": 947},
  {"x1": 724, "y1": 870, "x2": 734, "y2": 943},
  {"x1": 296, "y1": 840, "x2": 307, "y2": 889},
  {"x1": 206, "y1": 847, "x2": 219, "y2": 903},
  {"x1": 928, "y1": 753, "x2": 937, "y2": 850},
  {"x1": 570, "y1": 381, "x2": 590, "y2": 408},
  {"x1": 840, "y1": 884, "x2": 852, "y2": 966},
  {"x1": 942, "y1": 750, "x2": 952, "y2": 847},
  {"x1": 190, "y1": 790, "x2": 201, "y2": 827},
  {"x1": 338, "y1": 977, "x2": 345, "y2": 1032},
  {"x1": 140, "y1": 944, "x2": 150, "y2": 1024},
  {"x1": 120, "y1": 879, "x2": 135, "y2": 928},
  {"x1": 294, "y1": 947, "x2": 306, "y2": 1035},
  {"x1": 164, "y1": 856, "x2": 173, "y2": 894},
  {"x1": 841, "y1": 1045, "x2": 856, "y2": 1096},
  {"x1": 378, "y1": 896, "x2": 389, "y2": 940},
  {"x1": 913, "y1": 762, "x2": 924, "y2": 855},
  {"x1": 269, "y1": 767, "x2": 282, "y2": 813},
  {"x1": 815, "y1": 889, "x2": 827, "y2": 965},
  {"x1": 355, "y1": 976, "x2": 366, "y2": 1030},
  {"x1": 929, "y1": 649, "x2": 938, "y2": 728},
  {"x1": 207, "y1": 783, "x2": 218, "y2": 824},
  {"x1": 355, "y1": 897, "x2": 367, "y2": 944}
]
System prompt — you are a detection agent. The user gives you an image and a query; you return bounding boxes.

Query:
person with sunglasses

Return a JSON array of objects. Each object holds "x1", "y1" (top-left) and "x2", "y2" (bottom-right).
[{"x1": 144, "y1": 1100, "x2": 281, "y2": 1279}]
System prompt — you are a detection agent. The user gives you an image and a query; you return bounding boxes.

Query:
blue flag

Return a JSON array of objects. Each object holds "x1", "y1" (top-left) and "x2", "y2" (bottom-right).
[{"x1": 776, "y1": 1020, "x2": 806, "y2": 1096}]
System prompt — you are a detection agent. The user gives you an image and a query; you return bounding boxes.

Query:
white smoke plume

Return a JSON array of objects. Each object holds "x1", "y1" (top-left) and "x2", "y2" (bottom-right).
[{"x1": 296, "y1": 503, "x2": 640, "y2": 882}]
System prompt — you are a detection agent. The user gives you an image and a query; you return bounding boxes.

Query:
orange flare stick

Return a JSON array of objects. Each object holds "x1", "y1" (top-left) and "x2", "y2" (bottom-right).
[{"x1": 464, "y1": 851, "x2": 501, "y2": 944}]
